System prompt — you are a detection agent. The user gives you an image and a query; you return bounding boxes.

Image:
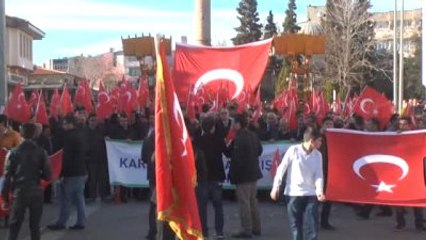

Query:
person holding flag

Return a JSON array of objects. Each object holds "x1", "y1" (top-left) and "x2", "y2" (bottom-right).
[{"x1": 270, "y1": 127, "x2": 325, "y2": 240}]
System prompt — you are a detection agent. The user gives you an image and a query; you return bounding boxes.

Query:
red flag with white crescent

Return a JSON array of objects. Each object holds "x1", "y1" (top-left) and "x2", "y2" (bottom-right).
[
  {"x1": 270, "y1": 148, "x2": 281, "y2": 178},
  {"x1": 60, "y1": 84, "x2": 73, "y2": 116},
  {"x1": 35, "y1": 91, "x2": 49, "y2": 125},
  {"x1": 40, "y1": 149, "x2": 63, "y2": 189},
  {"x1": 96, "y1": 83, "x2": 114, "y2": 120},
  {"x1": 5, "y1": 84, "x2": 31, "y2": 123},
  {"x1": 173, "y1": 39, "x2": 272, "y2": 102},
  {"x1": 353, "y1": 86, "x2": 393, "y2": 129},
  {"x1": 326, "y1": 129, "x2": 426, "y2": 206},
  {"x1": 50, "y1": 89, "x2": 61, "y2": 120},
  {"x1": 155, "y1": 40, "x2": 202, "y2": 240},
  {"x1": 28, "y1": 90, "x2": 40, "y2": 109}
]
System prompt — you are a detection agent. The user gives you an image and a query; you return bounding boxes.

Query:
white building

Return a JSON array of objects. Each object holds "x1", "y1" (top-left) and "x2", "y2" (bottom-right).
[{"x1": 6, "y1": 15, "x2": 44, "y2": 87}]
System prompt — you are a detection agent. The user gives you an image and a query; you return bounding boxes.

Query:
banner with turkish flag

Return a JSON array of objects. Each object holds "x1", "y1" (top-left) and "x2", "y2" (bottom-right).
[
  {"x1": 155, "y1": 41, "x2": 202, "y2": 239},
  {"x1": 326, "y1": 128, "x2": 426, "y2": 206},
  {"x1": 173, "y1": 38, "x2": 272, "y2": 103},
  {"x1": 353, "y1": 86, "x2": 393, "y2": 129}
]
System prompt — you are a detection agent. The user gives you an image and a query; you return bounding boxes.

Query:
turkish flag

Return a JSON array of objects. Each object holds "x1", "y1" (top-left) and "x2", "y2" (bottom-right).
[
  {"x1": 117, "y1": 83, "x2": 137, "y2": 117},
  {"x1": 35, "y1": 91, "x2": 49, "y2": 125},
  {"x1": 326, "y1": 128, "x2": 426, "y2": 207},
  {"x1": 41, "y1": 149, "x2": 63, "y2": 189},
  {"x1": 353, "y1": 86, "x2": 393, "y2": 129},
  {"x1": 173, "y1": 39, "x2": 272, "y2": 102},
  {"x1": 155, "y1": 41, "x2": 202, "y2": 239},
  {"x1": 5, "y1": 84, "x2": 31, "y2": 123},
  {"x1": 252, "y1": 87, "x2": 262, "y2": 123},
  {"x1": 50, "y1": 89, "x2": 61, "y2": 120},
  {"x1": 137, "y1": 76, "x2": 150, "y2": 109},
  {"x1": 270, "y1": 148, "x2": 281, "y2": 178},
  {"x1": 96, "y1": 83, "x2": 114, "y2": 120},
  {"x1": 60, "y1": 84, "x2": 73, "y2": 116},
  {"x1": 74, "y1": 80, "x2": 93, "y2": 113},
  {"x1": 28, "y1": 90, "x2": 40, "y2": 109}
]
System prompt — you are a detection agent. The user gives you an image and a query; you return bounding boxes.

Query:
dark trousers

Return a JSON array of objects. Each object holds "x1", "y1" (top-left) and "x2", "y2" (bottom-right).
[
  {"x1": 286, "y1": 196, "x2": 319, "y2": 240},
  {"x1": 157, "y1": 221, "x2": 175, "y2": 240},
  {"x1": 395, "y1": 207, "x2": 423, "y2": 228},
  {"x1": 147, "y1": 183, "x2": 157, "y2": 239},
  {"x1": 87, "y1": 163, "x2": 110, "y2": 199},
  {"x1": 7, "y1": 187, "x2": 43, "y2": 240},
  {"x1": 44, "y1": 185, "x2": 52, "y2": 203},
  {"x1": 320, "y1": 201, "x2": 332, "y2": 226},
  {"x1": 196, "y1": 181, "x2": 224, "y2": 237}
]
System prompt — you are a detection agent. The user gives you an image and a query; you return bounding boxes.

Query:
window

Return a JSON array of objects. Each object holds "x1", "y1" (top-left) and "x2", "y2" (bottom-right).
[{"x1": 19, "y1": 33, "x2": 23, "y2": 57}]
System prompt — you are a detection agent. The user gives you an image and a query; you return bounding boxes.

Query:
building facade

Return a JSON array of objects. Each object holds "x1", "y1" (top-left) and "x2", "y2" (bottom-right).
[
  {"x1": 5, "y1": 16, "x2": 44, "y2": 86},
  {"x1": 306, "y1": 5, "x2": 422, "y2": 57}
]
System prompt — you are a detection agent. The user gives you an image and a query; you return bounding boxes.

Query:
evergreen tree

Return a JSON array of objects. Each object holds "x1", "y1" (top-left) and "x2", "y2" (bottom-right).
[
  {"x1": 232, "y1": 0, "x2": 263, "y2": 45},
  {"x1": 282, "y1": 0, "x2": 300, "y2": 34},
  {"x1": 263, "y1": 10, "x2": 277, "y2": 39}
]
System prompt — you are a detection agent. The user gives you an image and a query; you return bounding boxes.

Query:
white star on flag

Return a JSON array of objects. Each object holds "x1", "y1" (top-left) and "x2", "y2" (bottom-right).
[{"x1": 371, "y1": 181, "x2": 396, "y2": 193}]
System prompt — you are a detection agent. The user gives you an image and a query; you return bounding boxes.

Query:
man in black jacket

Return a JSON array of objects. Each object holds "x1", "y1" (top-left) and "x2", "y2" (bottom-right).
[
  {"x1": 228, "y1": 114, "x2": 263, "y2": 238},
  {"x1": 48, "y1": 114, "x2": 88, "y2": 230},
  {"x1": 2, "y1": 122, "x2": 52, "y2": 240},
  {"x1": 195, "y1": 116, "x2": 228, "y2": 239}
]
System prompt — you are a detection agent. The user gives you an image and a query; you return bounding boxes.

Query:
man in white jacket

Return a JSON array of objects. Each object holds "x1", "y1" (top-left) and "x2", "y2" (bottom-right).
[{"x1": 270, "y1": 126, "x2": 325, "y2": 240}]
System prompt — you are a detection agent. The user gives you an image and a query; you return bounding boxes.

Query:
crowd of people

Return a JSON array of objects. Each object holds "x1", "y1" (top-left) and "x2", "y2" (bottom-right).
[{"x1": 1, "y1": 97, "x2": 426, "y2": 240}]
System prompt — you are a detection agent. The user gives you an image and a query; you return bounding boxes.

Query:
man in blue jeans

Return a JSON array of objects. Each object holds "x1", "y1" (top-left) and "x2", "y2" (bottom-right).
[
  {"x1": 270, "y1": 127, "x2": 326, "y2": 240},
  {"x1": 48, "y1": 114, "x2": 88, "y2": 230}
]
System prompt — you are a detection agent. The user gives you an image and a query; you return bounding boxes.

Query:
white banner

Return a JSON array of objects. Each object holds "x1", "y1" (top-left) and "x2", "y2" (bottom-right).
[
  {"x1": 105, "y1": 139, "x2": 296, "y2": 189},
  {"x1": 105, "y1": 139, "x2": 148, "y2": 187}
]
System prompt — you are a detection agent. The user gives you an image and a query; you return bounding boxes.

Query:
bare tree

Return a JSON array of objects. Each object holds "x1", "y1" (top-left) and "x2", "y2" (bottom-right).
[
  {"x1": 69, "y1": 53, "x2": 125, "y2": 90},
  {"x1": 322, "y1": 0, "x2": 390, "y2": 92}
]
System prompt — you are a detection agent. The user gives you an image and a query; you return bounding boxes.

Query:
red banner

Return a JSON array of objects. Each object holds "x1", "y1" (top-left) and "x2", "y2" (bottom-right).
[
  {"x1": 173, "y1": 39, "x2": 272, "y2": 103},
  {"x1": 326, "y1": 129, "x2": 426, "y2": 206},
  {"x1": 155, "y1": 41, "x2": 202, "y2": 239}
]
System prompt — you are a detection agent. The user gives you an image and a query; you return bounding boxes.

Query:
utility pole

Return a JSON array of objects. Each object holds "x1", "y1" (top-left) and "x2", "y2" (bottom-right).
[
  {"x1": 0, "y1": 0, "x2": 6, "y2": 111},
  {"x1": 393, "y1": 0, "x2": 398, "y2": 113},
  {"x1": 398, "y1": 0, "x2": 404, "y2": 114}
]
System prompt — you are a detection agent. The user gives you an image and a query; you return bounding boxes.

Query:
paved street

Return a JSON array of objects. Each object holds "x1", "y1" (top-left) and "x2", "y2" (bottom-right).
[{"x1": 0, "y1": 195, "x2": 425, "y2": 240}]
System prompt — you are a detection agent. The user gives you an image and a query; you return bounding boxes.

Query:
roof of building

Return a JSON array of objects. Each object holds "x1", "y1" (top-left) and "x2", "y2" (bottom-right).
[
  {"x1": 32, "y1": 67, "x2": 67, "y2": 75},
  {"x1": 6, "y1": 15, "x2": 45, "y2": 40},
  {"x1": 298, "y1": 20, "x2": 324, "y2": 35}
]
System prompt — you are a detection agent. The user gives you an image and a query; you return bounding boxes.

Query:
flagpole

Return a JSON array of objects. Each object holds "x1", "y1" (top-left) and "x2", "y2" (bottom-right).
[
  {"x1": 398, "y1": 0, "x2": 404, "y2": 114},
  {"x1": 35, "y1": 90, "x2": 42, "y2": 116},
  {"x1": 393, "y1": 0, "x2": 398, "y2": 113}
]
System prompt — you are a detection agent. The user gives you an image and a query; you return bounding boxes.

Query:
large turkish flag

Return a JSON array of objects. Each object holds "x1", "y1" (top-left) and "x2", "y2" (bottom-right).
[
  {"x1": 326, "y1": 129, "x2": 426, "y2": 207},
  {"x1": 173, "y1": 39, "x2": 272, "y2": 102}
]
